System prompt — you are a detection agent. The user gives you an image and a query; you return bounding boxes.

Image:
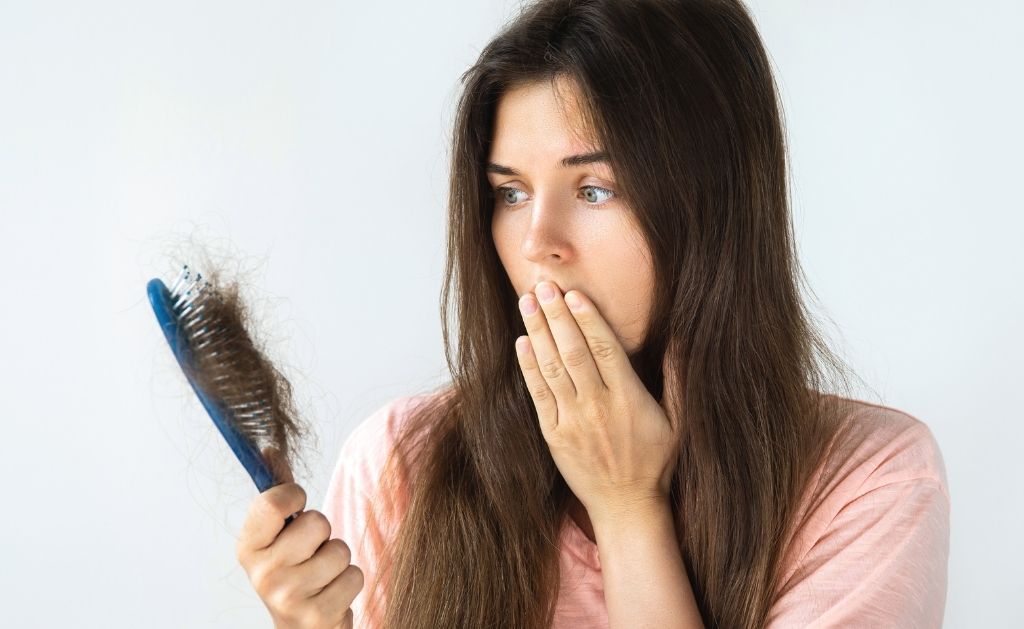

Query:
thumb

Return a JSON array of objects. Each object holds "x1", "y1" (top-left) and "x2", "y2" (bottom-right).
[{"x1": 261, "y1": 445, "x2": 294, "y2": 486}]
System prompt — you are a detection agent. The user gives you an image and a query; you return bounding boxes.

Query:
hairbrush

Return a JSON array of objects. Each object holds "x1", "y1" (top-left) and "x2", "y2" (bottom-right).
[{"x1": 147, "y1": 263, "x2": 308, "y2": 523}]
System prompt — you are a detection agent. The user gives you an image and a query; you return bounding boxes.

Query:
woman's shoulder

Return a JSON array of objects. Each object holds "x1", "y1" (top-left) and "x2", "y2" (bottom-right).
[
  {"x1": 767, "y1": 397, "x2": 951, "y2": 625},
  {"x1": 330, "y1": 387, "x2": 454, "y2": 493},
  {"x1": 817, "y1": 396, "x2": 950, "y2": 502},
  {"x1": 340, "y1": 394, "x2": 425, "y2": 456}
]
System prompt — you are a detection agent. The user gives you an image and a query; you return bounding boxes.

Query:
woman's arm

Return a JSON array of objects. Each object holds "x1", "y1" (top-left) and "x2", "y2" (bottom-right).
[{"x1": 594, "y1": 498, "x2": 705, "y2": 629}]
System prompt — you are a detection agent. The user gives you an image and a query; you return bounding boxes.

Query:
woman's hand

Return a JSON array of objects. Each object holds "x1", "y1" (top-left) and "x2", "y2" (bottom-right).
[
  {"x1": 236, "y1": 447, "x2": 364, "y2": 629},
  {"x1": 513, "y1": 281, "x2": 683, "y2": 525}
]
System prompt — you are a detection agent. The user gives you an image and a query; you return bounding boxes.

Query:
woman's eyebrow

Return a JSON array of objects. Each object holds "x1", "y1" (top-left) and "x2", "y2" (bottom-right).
[{"x1": 486, "y1": 151, "x2": 610, "y2": 176}]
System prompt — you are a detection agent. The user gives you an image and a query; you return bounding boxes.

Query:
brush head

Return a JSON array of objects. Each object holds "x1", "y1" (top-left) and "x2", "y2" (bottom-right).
[{"x1": 148, "y1": 263, "x2": 304, "y2": 493}]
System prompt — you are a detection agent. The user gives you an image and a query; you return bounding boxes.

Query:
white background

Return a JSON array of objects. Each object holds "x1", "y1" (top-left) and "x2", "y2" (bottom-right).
[{"x1": 1, "y1": 1, "x2": 1020, "y2": 626}]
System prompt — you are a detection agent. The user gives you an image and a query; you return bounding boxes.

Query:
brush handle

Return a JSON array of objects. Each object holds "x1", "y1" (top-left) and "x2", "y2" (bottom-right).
[{"x1": 147, "y1": 278, "x2": 299, "y2": 524}]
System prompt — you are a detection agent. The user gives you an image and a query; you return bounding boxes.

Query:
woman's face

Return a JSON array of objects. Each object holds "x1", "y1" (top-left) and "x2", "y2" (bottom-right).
[{"x1": 489, "y1": 77, "x2": 655, "y2": 354}]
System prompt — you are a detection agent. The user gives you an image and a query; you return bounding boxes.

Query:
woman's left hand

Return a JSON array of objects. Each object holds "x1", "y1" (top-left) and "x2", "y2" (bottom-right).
[{"x1": 514, "y1": 281, "x2": 683, "y2": 524}]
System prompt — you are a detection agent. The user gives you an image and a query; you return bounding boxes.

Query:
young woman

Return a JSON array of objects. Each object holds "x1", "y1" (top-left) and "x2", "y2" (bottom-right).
[{"x1": 237, "y1": 1, "x2": 950, "y2": 627}]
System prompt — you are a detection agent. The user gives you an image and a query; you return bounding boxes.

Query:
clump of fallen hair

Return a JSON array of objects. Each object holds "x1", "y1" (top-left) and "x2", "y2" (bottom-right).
[{"x1": 175, "y1": 258, "x2": 314, "y2": 485}]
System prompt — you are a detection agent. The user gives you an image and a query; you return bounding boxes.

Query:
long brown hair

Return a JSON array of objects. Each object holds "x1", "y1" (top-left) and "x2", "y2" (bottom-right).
[{"x1": 363, "y1": 1, "x2": 870, "y2": 626}]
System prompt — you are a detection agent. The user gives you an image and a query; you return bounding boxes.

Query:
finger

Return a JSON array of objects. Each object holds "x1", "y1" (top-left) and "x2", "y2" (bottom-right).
[
  {"x1": 298, "y1": 537, "x2": 352, "y2": 594},
  {"x1": 239, "y1": 481, "x2": 307, "y2": 555},
  {"x1": 311, "y1": 565, "x2": 364, "y2": 622},
  {"x1": 560, "y1": 289, "x2": 635, "y2": 392},
  {"x1": 271, "y1": 509, "x2": 333, "y2": 567},
  {"x1": 518, "y1": 289, "x2": 576, "y2": 400},
  {"x1": 534, "y1": 282, "x2": 605, "y2": 399},
  {"x1": 514, "y1": 333, "x2": 558, "y2": 432}
]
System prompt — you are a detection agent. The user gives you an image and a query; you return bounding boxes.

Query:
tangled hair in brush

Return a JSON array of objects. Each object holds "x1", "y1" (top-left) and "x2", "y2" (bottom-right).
[{"x1": 167, "y1": 240, "x2": 317, "y2": 486}]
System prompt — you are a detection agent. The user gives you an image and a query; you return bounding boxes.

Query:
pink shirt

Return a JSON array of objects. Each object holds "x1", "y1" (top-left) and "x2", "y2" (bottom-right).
[{"x1": 322, "y1": 392, "x2": 950, "y2": 628}]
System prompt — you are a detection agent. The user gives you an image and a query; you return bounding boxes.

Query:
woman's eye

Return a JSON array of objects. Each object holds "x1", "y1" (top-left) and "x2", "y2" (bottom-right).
[
  {"x1": 493, "y1": 185, "x2": 615, "y2": 207},
  {"x1": 581, "y1": 185, "x2": 614, "y2": 204},
  {"x1": 495, "y1": 186, "x2": 527, "y2": 206}
]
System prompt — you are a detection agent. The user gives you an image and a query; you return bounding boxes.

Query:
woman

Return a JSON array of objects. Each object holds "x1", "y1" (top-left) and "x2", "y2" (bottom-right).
[{"x1": 238, "y1": 1, "x2": 950, "y2": 627}]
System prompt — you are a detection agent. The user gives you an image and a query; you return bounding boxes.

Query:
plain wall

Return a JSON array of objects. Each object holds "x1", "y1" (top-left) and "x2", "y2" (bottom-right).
[{"x1": 1, "y1": 1, "x2": 1020, "y2": 626}]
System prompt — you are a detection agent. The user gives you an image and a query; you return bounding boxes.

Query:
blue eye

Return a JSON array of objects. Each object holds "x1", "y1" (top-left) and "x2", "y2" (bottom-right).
[
  {"x1": 581, "y1": 185, "x2": 614, "y2": 204},
  {"x1": 493, "y1": 185, "x2": 615, "y2": 207},
  {"x1": 495, "y1": 186, "x2": 527, "y2": 206}
]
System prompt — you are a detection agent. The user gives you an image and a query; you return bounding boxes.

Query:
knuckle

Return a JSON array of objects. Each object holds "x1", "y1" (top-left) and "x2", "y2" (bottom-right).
[
  {"x1": 539, "y1": 356, "x2": 565, "y2": 380},
  {"x1": 307, "y1": 510, "x2": 332, "y2": 541},
  {"x1": 348, "y1": 564, "x2": 365, "y2": 590},
  {"x1": 264, "y1": 485, "x2": 303, "y2": 519},
  {"x1": 530, "y1": 383, "x2": 555, "y2": 404},
  {"x1": 266, "y1": 581, "x2": 296, "y2": 613},
  {"x1": 589, "y1": 337, "x2": 617, "y2": 361},
  {"x1": 260, "y1": 489, "x2": 284, "y2": 514},
  {"x1": 329, "y1": 538, "x2": 352, "y2": 567},
  {"x1": 561, "y1": 345, "x2": 590, "y2": 368}
]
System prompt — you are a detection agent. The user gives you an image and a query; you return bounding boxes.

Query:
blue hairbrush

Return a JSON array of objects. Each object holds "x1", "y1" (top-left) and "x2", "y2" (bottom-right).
[{"x1": 147, "y1": 264, "x2": 306, "y2": 523}]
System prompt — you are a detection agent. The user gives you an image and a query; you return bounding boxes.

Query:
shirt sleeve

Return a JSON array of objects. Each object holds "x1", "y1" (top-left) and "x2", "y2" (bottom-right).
[{"x1": 765, "y1": 470, "x2": 951, "y2": 627}]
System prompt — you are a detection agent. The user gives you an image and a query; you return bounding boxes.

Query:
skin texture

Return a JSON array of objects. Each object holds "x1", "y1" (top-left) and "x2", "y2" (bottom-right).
[
  {"x1": 488, "y1": 77, "x2": 658, "y2": 542},
  {"x1": 488, "y1": 78, "x2": 656, "y2": 356}
]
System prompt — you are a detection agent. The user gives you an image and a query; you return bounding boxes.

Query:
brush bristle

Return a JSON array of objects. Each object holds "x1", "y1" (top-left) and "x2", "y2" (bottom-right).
[{"x1": 168, "y1": 264, "x2": 288, "y2": 453}]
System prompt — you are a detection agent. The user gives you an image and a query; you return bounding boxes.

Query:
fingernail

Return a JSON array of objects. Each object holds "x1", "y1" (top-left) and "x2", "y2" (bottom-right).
[
  {"x1": 519, "y1": 294, "x2": 538, "y2": 315},
  {"x1": 565, "y1": 291, "x2": 582, "y2": 310},
  {"x1": 537, "y1": 282, "x2": 556, "y2": 303}
]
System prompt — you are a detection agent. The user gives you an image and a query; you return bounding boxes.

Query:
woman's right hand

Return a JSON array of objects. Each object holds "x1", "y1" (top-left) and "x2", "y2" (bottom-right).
[{"x1": 236, "y1": 450, "x2": 364, "y2": 628}]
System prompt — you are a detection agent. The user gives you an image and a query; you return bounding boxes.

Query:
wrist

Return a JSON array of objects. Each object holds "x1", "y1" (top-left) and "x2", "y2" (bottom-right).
[{"x1": 592, "y1": 495, "x2": 674, "y2": 541}]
